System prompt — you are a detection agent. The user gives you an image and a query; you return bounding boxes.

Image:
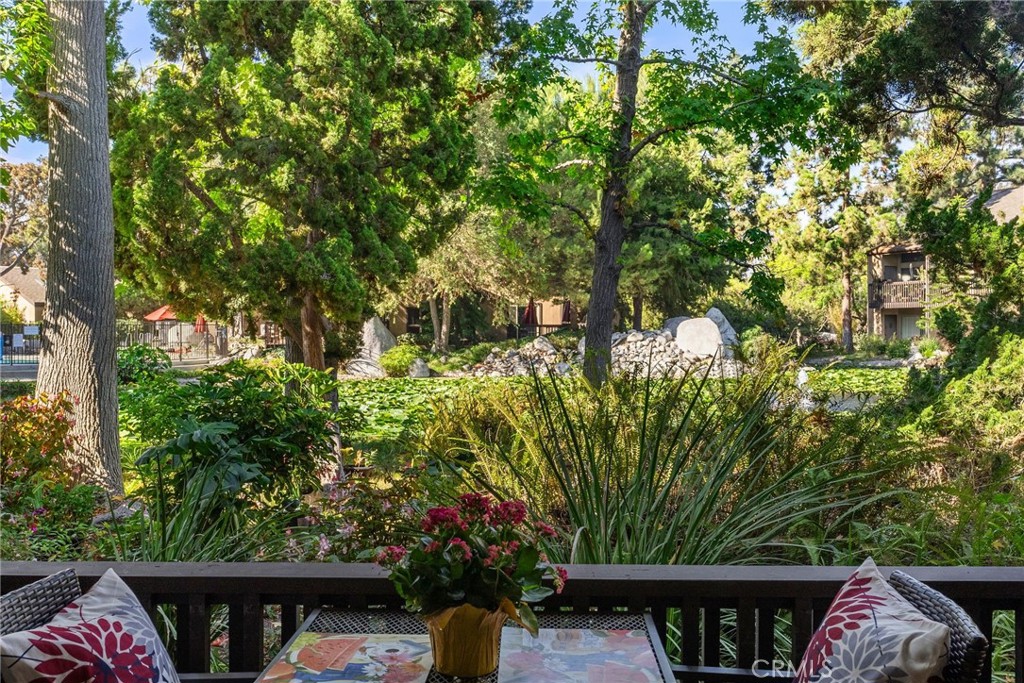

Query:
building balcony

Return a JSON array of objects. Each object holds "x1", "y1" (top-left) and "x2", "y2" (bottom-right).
[
  {"x1": 869, "y1": 280, "x2": 927, "y2": 309},
  {"x1": 869, "y1": 281, "x2": 991, "y2": 310}
]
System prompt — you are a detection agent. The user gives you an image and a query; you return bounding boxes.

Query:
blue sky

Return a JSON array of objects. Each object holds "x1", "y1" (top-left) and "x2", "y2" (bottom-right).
[{"x1": 4, "y1": 0, "x2": 783, "y2": 164}]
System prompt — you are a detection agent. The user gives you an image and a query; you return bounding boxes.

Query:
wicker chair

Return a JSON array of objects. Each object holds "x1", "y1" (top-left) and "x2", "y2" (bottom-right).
[
  {"x1": 889, "y1": 570, "x2": 988, "y2": 683},
  {"x1": 0, "y1": 568, "x2": 81, "y2": 634}
]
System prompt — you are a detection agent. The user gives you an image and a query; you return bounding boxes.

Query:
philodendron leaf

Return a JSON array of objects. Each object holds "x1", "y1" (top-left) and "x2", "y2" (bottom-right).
[
  {"x1": 520, "y1": 585, "x2": 554, "y2": 603},
  {"x1": 517, "y1": 602, "x2": 539, "y2": 637},
  {"x1": 513, "y1": 546, "x2": 539, "y2": 578}
]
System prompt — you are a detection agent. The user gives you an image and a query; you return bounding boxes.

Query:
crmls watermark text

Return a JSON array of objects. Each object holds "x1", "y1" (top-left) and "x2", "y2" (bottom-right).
[{"x1": 751, "y1": 659, "x2": 798, "y2": 678}]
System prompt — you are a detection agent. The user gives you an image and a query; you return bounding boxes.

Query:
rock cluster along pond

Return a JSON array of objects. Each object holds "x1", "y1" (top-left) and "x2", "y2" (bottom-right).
[{"x1": 465, "y1": 307, "x2": 746, "y2": 379}]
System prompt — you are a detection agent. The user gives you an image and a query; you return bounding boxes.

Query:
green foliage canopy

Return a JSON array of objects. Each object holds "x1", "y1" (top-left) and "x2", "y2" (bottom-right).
[
  {"x1": 775, "y1": 1, "x2": 1024, "y2": 134},
  {"x1": 485, "y1": 0, "x2": 840, "y2": 383},
  {"x1": 113, "y1": 0, "x2": 521, "y2": 367}
]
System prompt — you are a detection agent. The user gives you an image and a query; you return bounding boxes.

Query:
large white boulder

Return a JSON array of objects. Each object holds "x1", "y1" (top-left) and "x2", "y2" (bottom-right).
[
  {"x1": 360, "y1": 316, "x2": 397, "y2": 360},
  {"x1": 675, "y1": 318, "x2": 728, "y2": 357},
  {"x1": 704, "y1": 307, "x2": 739, "y2": 348}
]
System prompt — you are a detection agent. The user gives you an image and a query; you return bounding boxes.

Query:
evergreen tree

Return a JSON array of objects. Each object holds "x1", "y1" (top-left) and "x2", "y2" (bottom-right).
[{"x1": 114, "y1": 0, "x2": 522, "y2": 368}]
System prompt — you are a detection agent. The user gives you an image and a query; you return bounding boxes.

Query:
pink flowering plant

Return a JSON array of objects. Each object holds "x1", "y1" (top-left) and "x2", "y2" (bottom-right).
[{"x1": 374, "y1": 494, "x2": 566, "y2": 635}]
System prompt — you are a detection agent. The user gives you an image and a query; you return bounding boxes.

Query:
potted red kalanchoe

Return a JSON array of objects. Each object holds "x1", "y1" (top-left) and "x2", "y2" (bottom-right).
[{"x1": 375, "y1": 493, "x2": 567, "y2": 678}]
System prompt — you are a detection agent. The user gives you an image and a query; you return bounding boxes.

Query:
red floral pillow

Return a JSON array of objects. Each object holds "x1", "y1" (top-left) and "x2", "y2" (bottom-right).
[
  {"x1": 795, "y1": 558, "x2": 950, "y2": 683},
  {"x1": 1, "y1": 569, "x2": 179, "y2": 683}
]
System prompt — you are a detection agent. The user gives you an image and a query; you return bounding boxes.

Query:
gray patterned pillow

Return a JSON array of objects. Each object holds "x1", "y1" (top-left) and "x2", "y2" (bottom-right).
[{"x1": 795, "y1": 558, "x2": 950, "y2": 683}]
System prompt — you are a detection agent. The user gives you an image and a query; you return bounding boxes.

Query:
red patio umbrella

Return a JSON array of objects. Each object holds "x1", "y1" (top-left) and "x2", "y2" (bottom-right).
[
  {"x1": 521, "y1": 299, "x2": 538, "y2": 326},
  {"x1": 143, "y1": 305, "x2": 177, "y2": 322},
  {"x1": 194, "y1": 314, "x2": 207, "y2": 333}
]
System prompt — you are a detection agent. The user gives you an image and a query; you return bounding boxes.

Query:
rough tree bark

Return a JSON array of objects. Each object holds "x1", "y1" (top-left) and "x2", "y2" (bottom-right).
[
  {"x1": 439, "y1": 291, "x2": 451, "y2": 354},
  {"x1": 841, "y1": 266, "x2": 854, "y2": 353},
  {"x1": 428, "y1": 294, "x2": 441, "y2": 351},
  {"x1": 36, "y1": 0, "x2": 122, "y2": 495},
  {"x1": 300, "y1": 291, "x2": 326, "y2": 370},
  {"x1": 299, "y1": 226, "x2": 326, "y2": 369},
  {"x1": 631, "y1": 294, "x2": 643, "y2": 331},
  {"x1": 280, "y1": 317, "x2": 304, "y2": 363},
  {"x1": 582, "y1": 0, "x2": 648, "y2": 386}
]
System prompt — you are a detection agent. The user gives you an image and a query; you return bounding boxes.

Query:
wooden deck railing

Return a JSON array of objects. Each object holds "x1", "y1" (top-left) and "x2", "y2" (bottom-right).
[
  {"x1": 2, "y1": 563, "x2": 1022, "y2": 683},
  {"x1": 869, "y1": 281, "x2": 993, "y2": 311},
  {"x1": 879, "y1": 280, "x2": 927, "y2": 308}
]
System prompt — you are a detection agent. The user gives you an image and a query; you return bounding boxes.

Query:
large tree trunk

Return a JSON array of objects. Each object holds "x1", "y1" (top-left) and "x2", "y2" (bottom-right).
[
  {"x1": 281, "y1": 316, "x2": 304, "y2": 363},
  {"x1": 439, "y1": 291, "x2": 451, "y2": 353},
  {"x1": 582, "y1": 1, "x2": 647, "y2": 386},
  {"x1": 631, "y1": 294, "x2": 643, "y2": 331},
  {"x1": 300, "y1": 290, "x2": 326, "y2": 370},
  {"x1": 428, "y1": 294, "x2": 441, "y2": 351},
  {"x1": 37, "y1": 0, "x2": 122, "y2": 495},
  {"x1": 299, "y1": 223, "x2": 326, "y2": 369},
  {"x1": 841, "y1": 266, "x2": 854, "y2": 353}
]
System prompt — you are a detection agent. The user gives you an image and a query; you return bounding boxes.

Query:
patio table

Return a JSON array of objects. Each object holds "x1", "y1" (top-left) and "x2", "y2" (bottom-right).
[{"x1": 255, "y1": 608, "x2": 676, "y2": 683}]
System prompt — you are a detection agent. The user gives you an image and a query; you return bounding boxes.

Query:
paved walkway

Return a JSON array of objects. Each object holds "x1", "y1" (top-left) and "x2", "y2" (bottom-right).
[
  {"x1": 1, "y1": 358, "x2": 214, "y2": 383},
  {"x1": 0, "y1": 363, "x2": 38, "y2": 381}
]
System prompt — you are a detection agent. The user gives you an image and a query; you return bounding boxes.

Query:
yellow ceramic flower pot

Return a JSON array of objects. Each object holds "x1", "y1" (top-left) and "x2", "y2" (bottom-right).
[{"x1": 424, "y1": 603, "x2": 508, "y2": 678}]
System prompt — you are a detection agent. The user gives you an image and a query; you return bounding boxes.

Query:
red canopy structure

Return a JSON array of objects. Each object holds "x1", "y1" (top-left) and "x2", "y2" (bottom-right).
[
  {"x1": 143, "y1": 305, "x2": 177, "y2": 322},
  {"x1": 521, "y1": 299, "x2": 538, "y2": 326}
]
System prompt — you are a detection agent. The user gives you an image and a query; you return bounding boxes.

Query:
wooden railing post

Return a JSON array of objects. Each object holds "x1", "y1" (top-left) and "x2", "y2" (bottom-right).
[
  {"x1": 228, "y1": 596, "x2": 263, "y2": 672},
  {"x1": 176, "y1": 594, "x2": 210, "y2": 673}
]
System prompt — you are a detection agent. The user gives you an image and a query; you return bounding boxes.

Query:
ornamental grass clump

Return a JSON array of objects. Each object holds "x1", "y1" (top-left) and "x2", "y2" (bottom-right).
[{"x1": 375, "y1": 493, "x2": 566, "y2": 635}]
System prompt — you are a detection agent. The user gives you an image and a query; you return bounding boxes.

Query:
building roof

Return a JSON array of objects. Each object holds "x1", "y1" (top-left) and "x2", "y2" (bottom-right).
[
  {"x1": 984, "y1": 185, "x2": 1023, "y2": 224},
  {"x1": 867, "y1": 243, "x2": 924, "y2": 256},
  {"x1": 0, "y1": 267, "x2": 46, "y2": 304}
]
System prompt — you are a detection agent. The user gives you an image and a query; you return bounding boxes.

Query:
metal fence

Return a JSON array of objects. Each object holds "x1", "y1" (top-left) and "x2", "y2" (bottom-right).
[
  {"x1": 0, "y1": 320, "x2": 234, "y2": 364},
  {"x1": 0, "y1": 323, "x2": 43, "y2": 364},
  {"x1": 115, "y1": 319, "x2": 226, "y2": 361},
  {"x1": 506, "y1": 323, "x2": 575, "y2": 340}
]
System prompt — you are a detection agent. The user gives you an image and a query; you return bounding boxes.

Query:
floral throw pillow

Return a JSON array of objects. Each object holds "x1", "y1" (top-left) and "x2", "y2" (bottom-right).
[
  {"x1": 1, "y1": 569, "x2": 179, "y2": 683},
  {"x1": 795, "y1": 558, "x2": 950, "y2": 683}
]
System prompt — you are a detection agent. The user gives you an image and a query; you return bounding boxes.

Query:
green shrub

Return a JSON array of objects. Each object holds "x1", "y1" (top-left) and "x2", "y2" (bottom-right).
[
  {"x1": 106, "y1": 457, "x2": 300, "y2": 562},
  {"x1": 435, "y1": 352, "x2": 886, "y2": 565},
  {"x1": 546, "y1": 329, "x2": 583, "y2": 351},
  {"x1": 738, "y1": 326, "x2": 780, "y2": 363},
  {"x1": 298, "y1": 465, "x2": 450, "y2": 562},
  {"x1": 0, "y1": 481, "x2": 101, "y2": 560},
  {"x1": 935, "y1": 306, "x2": 966, "y2": 345},
  {"x1": 1, "y1": 392, "x2": 102, "y2": 560},
  {"x1": 917, "y1": 337, "x2": 941, "y2": 359},
  {"x1": 0, "y1": 381, "x2": 36, "y2": 400},
  {"x1": 0, "y1": 300, "x2": 24, "y2": 324},
  {"x1": 804, "y1": 368, "x2": 909, "y2": 402},
  {"x1": 337, "y1": 377, "x2": 490, "y2": 464},
  {"x1": 857, "y1": 334, "x2": 888, "y2": 356},
  {"x1": 2, "y1": 392, "x2": 80, "y2": 486},
  {"x1": 117, "y1": 344, "x2": 171, "y2": 384},
  {"x1": 120, "y1": 359, "x2": 356, "y2": 506},
  {"x1": 885, "y1": 338, "x2": 911, "y2": 359},
  {"x1": 936, "y1": 332, "x2": 1023, "y2": 455},
  {"x1": 379, "y1": 344, "x2": 423, "y2": 377}
]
